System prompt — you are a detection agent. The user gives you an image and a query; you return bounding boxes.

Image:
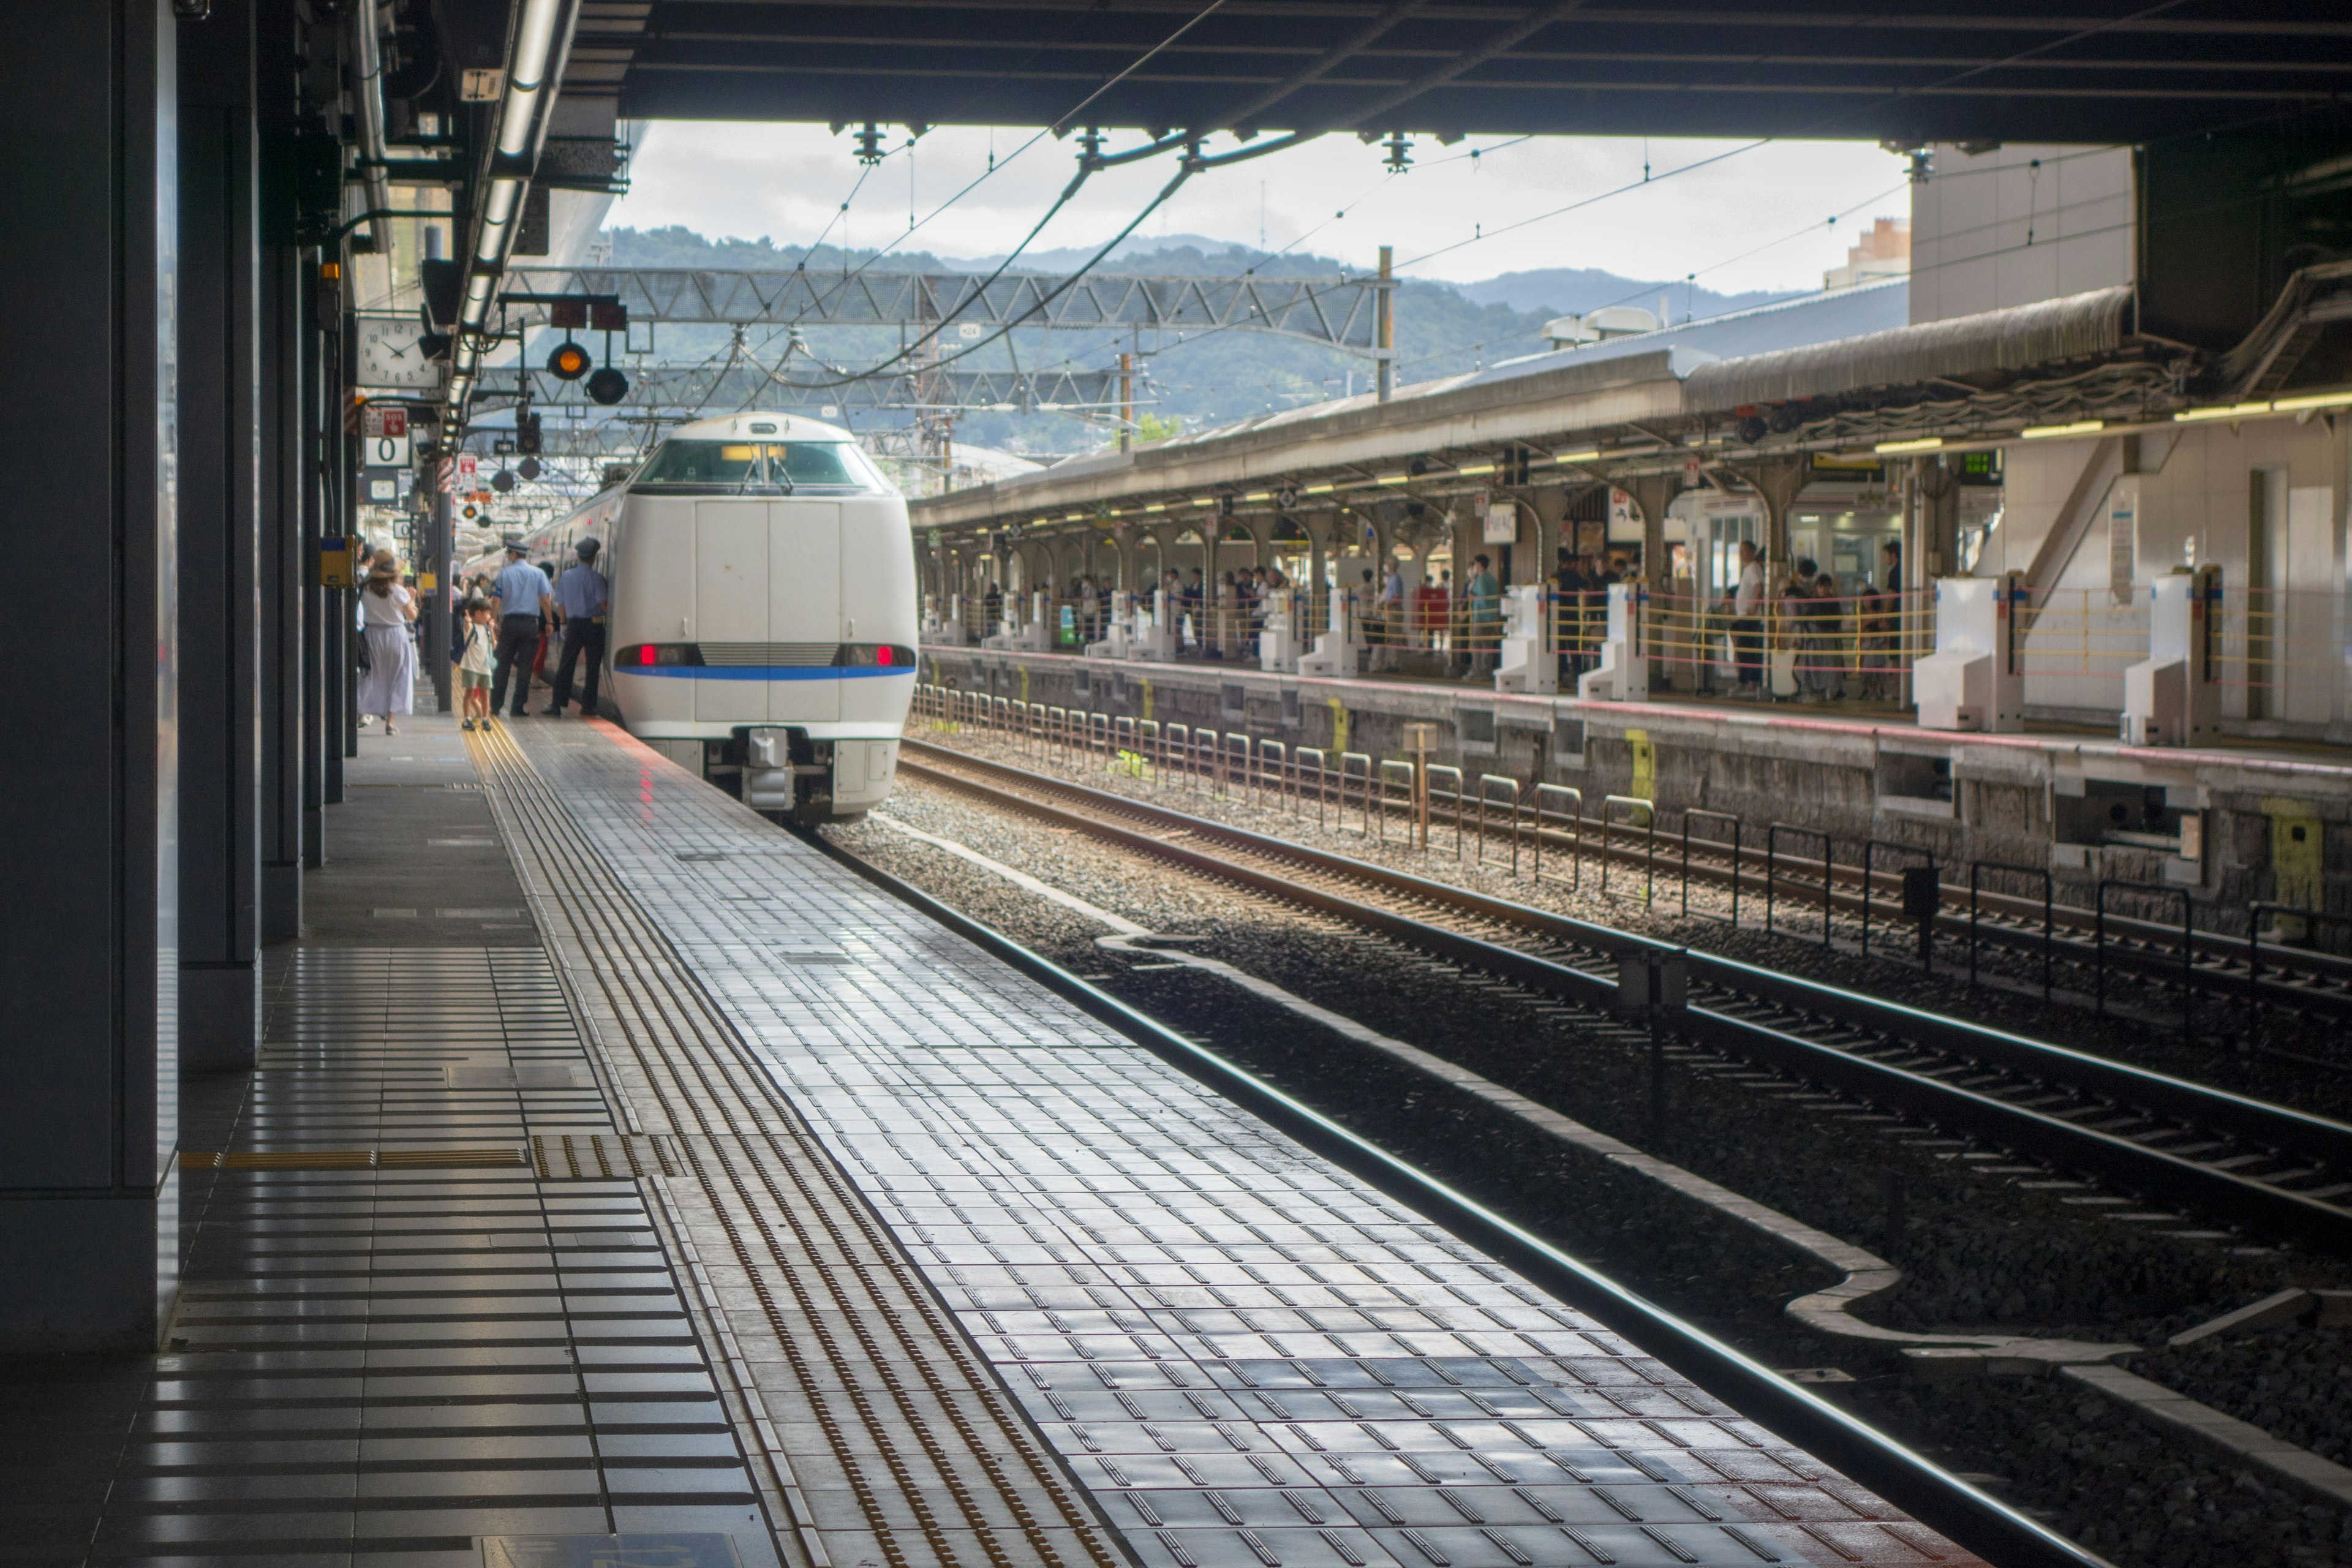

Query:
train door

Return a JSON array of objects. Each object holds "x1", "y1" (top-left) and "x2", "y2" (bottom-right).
[
  {"x1": 769, "y1": 501, "x2": 841, "y2": 723},
  {"x1": 695, "y1": 500, "x2": 767, "y2": 723}
]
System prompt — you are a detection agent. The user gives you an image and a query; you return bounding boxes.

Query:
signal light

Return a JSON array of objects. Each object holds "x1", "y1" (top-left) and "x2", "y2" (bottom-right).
[
  {"x1": 547, "y1": 340, "x2": 591, "y2": 380},
  {"x1": 586, "y1": 366, "x2": 630, "y2": 406}
]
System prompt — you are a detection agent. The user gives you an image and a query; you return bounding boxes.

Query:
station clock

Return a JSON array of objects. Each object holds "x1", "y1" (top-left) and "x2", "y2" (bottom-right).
[{"x1": 355, "y1": 315, "x2": 442, "y2": 391}]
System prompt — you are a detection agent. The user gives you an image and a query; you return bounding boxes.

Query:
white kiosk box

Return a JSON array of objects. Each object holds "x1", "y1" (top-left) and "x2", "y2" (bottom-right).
[
  {"x1": 1259, "y1": 595, "x2": 1306, "y2": 674},
  {"x1": 1915, "y1": 575, "x2": 2023, "y2": 733},
  {"x1": 1494, "y1": 584, "x2": 1558, "y2": 693},
  {"x1": 1298, "y1": 589, "x2": 1362, "y2": 677},
  {"x1": 1126, "y1": 588, "x2": 1180, "y2": 662},
  {"x1": 982, "y1": 589, "x2": 1052, "y2": 653},
  {"x1": 2123, "y1": 567, "x2": 2221, "y2": 747},
  {"x1": 1577, "y1": 583, "x2": 1647, "y2": 701}
]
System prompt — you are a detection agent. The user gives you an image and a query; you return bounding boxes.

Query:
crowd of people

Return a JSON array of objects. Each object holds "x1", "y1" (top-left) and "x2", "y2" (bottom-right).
[
  {"x1": 352, "y1": 533, "x2": 612, "y2": 734},
  {"x1": 951, "y1": 536, "x2": 1905, "y2": 703},
  {"x1": 1674, "y1": 537, "x2": 1905, "y2": 702}
]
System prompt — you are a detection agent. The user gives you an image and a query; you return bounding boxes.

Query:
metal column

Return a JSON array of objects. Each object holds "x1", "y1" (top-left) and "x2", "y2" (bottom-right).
[
  {"x1": 301, "y1": 255, "x2": 326, "y2": 864},
  {"x1": 0, "y1": 0, "x2": 183, "y2": 1350},
  {"x1": 260, "y1": 247, "x2": 306, "y2": 930},
  {"x1": 178, "y1": 0, "x2": 263, "y2": 1067}
]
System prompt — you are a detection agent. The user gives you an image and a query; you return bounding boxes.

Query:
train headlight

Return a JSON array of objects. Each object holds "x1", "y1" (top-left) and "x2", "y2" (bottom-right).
[
  {"x1": 619, "y1": 643, "x2": 699, "y2": 668},
  {"x1": 834, "y1": 644, "x2": 916, "y2": 667}
]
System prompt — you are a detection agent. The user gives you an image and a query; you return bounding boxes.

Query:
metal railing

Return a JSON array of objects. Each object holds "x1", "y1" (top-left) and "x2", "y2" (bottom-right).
[
  {"x1": 1764, "y1": 823, "x2": 1833, "y2": 946},
  {"x1": 1679, "y1": 809, "x2": 1742, "y2": 924},
  {"x1": 1970, "y1": 861, "x2": 2055, "y2": 996},
  {"x1": 1601, "y1": 794, "x2": 1656, "y2": 907},
  {"x1": 2095, "y1": 879, "x2": 2194, "y2": 1024},
  {"x1": 1860, "y1": 840, "x2": 1937, "y2": 963},
  {"x1": 1476, "y1": 775, "x2": 1522, "y2": 873},
  {"x1": 1532, "y1": 785, "x2": 1583, "y2": 891}
]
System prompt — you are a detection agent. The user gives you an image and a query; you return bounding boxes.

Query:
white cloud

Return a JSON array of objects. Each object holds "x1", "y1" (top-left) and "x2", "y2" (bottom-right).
[{"x1": 609, "y1": 123, "x2": 1910, "y2": 293}]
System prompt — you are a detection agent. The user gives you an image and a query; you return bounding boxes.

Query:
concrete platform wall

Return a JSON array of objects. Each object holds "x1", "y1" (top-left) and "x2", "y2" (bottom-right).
[{"x1": 922, "y1": 646, "x2": 2350, "y2": 930}]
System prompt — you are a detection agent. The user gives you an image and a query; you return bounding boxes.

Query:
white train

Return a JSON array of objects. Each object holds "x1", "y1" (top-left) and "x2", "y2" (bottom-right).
[{"x1": 522, "y1": 413, "x2": 918, "y2": 821}]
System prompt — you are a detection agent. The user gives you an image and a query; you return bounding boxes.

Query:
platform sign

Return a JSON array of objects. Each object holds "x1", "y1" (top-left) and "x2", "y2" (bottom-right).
[
  {"x1": 456, "y1": 452, "x2": 479, "y2": 494},
  {"x1": 361, "y1": 405, "x2": 410, "y2": 470},
  {"x1": 2108, "y1": 476, "x2": 2138, "y2": 606},
  {"x1": 1481, "y1": 497, "x2": 1518, "y2": 543}
]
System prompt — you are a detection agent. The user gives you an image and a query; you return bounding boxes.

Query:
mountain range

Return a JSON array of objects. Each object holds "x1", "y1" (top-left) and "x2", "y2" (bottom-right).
[{"x1": 599, "y1": 225, "x2": 1812, "y2": 450}]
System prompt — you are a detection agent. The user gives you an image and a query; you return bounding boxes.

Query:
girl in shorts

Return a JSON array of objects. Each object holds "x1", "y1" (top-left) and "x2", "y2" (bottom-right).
[{"x1": 459, "y1": 598, "x2": 496, "y2": 730}]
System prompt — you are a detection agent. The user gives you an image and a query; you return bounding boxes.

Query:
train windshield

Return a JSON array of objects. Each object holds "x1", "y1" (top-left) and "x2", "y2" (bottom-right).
[{"x1": 632, "y1": 440, "x2": 892, "y2": 494}]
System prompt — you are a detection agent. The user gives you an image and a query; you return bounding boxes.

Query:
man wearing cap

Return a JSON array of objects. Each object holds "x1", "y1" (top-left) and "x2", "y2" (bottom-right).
[
  {"x1": 489, "y1": 537, "x2": 552, "y2": 720},
  {"x1": 543, "y1": 538, "x2": 611, "y2": 717}
]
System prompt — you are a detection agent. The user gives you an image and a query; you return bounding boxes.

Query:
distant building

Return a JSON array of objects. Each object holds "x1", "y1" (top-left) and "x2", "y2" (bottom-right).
[{"x1": 1823, "y1": 217, "x2": 1910, "y2": 290}]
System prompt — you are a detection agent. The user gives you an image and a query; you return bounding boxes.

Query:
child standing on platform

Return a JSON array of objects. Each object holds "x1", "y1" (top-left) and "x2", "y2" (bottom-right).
[{"x1": 459, "y1": 598, "x2": 496, "y2": 731}]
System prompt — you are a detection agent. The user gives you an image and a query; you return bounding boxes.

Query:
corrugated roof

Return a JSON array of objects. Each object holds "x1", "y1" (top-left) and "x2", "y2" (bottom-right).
[
  {"x1": 1683, "y1": 285, "x2": 2135, "y2": 409},
  {"x1": 1469, "y1": 279, "x2": 1909, "y2": 385}
]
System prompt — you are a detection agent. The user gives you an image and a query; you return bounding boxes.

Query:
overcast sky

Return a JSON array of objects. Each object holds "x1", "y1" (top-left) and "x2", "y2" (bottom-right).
[{"x1": 607, "y1": 123, "x2": 1912, "y2": 293}]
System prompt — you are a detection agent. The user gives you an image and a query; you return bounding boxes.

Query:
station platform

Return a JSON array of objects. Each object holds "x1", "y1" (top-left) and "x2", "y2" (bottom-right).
[{"x1": 6, "y1": 710, "x2": 1985, "y2": 1568}]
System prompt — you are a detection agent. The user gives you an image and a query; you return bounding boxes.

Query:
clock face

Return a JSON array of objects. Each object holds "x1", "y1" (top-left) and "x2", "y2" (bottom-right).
[{"x1": 355, "y1": 316, "x2": 442, "y2": 391}]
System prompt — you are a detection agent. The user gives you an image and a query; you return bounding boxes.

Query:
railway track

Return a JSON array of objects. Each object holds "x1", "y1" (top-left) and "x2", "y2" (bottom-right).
[
  {"x1": 897, "y1": 738, "x2": 2352, "y2": 1257},
  {"x1": 911, "y1": 692, "x2": 2352, "y2": 1022}
]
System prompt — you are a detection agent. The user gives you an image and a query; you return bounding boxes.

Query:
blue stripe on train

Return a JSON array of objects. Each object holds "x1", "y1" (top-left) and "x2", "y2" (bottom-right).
[{"x1": 617, "y1": 665, "x2": 916, "y2": 680}]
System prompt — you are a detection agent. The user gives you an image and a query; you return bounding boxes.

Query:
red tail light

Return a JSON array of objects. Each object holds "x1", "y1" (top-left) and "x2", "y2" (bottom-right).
[
  {"x1": 639, "y1": 645, "x2": 657, "y2": 666},
  {"x1": 876, "y1": 646, "x2": 895, "y2": 666}
]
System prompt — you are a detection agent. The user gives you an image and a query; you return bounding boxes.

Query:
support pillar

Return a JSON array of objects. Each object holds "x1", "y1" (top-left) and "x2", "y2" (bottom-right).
[
  {"x1": 1913, "y1": 454, "x2": 1962, "y2": 579},
  {"x1": 178, "y1": 0, "x2": 262, "y2": 1066},
  {"x1": 300, "y1": 255, "x2": 330, "y2": 854},
  {"x1": 1731, "y1": 455, "x2": 1808, "y2": 576},
  {"x1": 259, "y1": 240, "x2": 303, "y2": 933},
  {"x1": 0, "y1": 0, "x2": 183, "y2": 1349}
]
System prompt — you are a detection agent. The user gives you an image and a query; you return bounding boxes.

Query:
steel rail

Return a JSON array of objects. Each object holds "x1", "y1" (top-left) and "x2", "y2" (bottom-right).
[
  {"x1": 808, "y1": 824, "x2": 2114, "y2": 1568},
  {"x1": 897, "y1": 741, "x2": 2352, "y2": 1254}
]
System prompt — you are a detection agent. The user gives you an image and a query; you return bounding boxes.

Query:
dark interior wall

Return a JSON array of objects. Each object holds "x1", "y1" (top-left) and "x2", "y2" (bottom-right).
[{"x1": 2139, "y1": 113, "x2": 2352, "y2": 352}]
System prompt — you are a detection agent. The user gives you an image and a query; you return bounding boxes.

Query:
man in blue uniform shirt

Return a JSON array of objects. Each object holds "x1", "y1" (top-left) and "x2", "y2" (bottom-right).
[
  {"x1": 543, "y1": 538, "x2": 612, "y2": 717},
  {"x1": 488, "y1": 537, "x2": 552, "y2": 720}
]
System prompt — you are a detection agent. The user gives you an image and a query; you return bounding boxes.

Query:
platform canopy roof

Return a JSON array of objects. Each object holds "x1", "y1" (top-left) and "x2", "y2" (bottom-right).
[{"x1": 565, "y1": 1, "x2": 2352, "y2": 144}]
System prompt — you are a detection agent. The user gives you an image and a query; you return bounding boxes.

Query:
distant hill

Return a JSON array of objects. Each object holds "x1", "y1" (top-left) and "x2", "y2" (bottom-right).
[
  {"x1": 1455, "y1": 268, "x2": 1798, "y2": 320},
  {"x1": 593, "y1": 225, "x2": 1806, "y2": 452}
]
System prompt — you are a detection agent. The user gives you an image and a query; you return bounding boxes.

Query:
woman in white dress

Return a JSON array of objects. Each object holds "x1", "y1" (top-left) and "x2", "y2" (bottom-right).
[{"x1": 356, "y1": 557, "x2": 420, "y2": 734}]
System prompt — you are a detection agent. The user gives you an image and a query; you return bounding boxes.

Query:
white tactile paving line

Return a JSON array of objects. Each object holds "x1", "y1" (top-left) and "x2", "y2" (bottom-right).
[{"x1": 507, "y1": 722, "x2": 1981, "y2": 1568}]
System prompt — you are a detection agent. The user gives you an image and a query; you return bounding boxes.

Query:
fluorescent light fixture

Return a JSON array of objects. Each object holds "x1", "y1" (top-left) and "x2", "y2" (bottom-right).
[
  {"x1": 1302, "y1": 483, "x2": 1333, "y2": 495},
  {"x1": 1455, "y1": 462, "x2": 1495, "y2": 477},
  {"x1": 1242, "y1": 492, "x2": 1270, "y2": 502},
  {"x1": 1375, "y1": 473, "x2": 1410, "y2": 486},
  {"x1": 496, "y1": 0, "x2": 564, "y2": 157},
  {"x1": 1554, "y1": 448, "x2": 1601, "y2": 464},
  {"x1": 2021, "y1": 420, "x2": 2103, "y2": 440},
  {"x1": 1064, "y1": 513, "x2": 1085, "y2": 521},
  {"x1": 1191, "y1": 497, "x2": 1216, "y2": 507},
  {"x1": 1144, "y1": 503, "x2": 1165, "y2": 513},
  {"x1": 2271, "y1": 388, "x2": 2352, "y2": 412},
  {"x1": 2173, "y1": 401, "x2": 2271, "y2": 423},
  {"x1": 1875, "y1": 437, "x2": 1944, "y2": 454}
]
